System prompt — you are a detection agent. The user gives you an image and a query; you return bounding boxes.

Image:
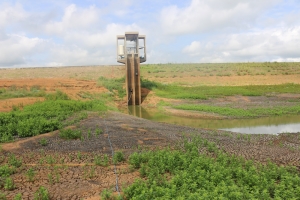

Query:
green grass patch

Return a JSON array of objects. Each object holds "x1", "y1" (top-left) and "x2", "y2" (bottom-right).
[
  {"x1": 124, "y1": 136, "x2": 300, "y2": 199},
  {"x1": 0, "y1": 91, "x2": 109, "y2": 143},
  {"x1": 98, "y1": 76, "x2": 126, "y2": 98},
  {"x1": 154, "y1": 83, "x2": 300, "y2": 99},
  {"x1": 0, "y1": 85, "x2": 46, "y2": 100},
  {"x1": 173, "y1": 104, "x2": 300, "y2": 118},
  {"x1": 59, "y1": 129, "x2": 82, "y2": 140}
]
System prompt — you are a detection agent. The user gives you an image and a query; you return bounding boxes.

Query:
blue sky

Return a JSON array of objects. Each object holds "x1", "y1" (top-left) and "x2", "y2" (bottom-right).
[{"x1": 0, "y1": 0, "x2": 300, "y2": 67}]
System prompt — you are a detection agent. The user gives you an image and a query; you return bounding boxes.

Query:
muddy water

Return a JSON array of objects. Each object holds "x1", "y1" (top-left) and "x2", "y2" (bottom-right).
[{"x1": 124, "y1": 106, "x2": 300, "y2": 134}]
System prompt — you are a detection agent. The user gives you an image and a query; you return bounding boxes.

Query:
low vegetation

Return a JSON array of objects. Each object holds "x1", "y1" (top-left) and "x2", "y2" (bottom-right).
[
  {"x1": 98, "y1": 76, "x2": 126, "y2": 98},
  {"x1": 173, "y1": 104, "x2": 300, "y2": 118},
  {"x1": 0, "y1": 91, "x2": 109, "y2": 142},
  {"x1": 154, "y1": 83, "x2": 300, "y2": 100},
  {"x1": 124, "y1": 136, "x2": 300, "y2": 199},
  {"x1": 0, "y1": 85, "x2": 46, "y2": 100}
]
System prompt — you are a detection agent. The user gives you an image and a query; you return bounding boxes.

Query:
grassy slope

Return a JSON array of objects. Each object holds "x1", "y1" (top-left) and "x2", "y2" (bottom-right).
[{"x1": 154, "y1": 83, "x2": 300, "y2": 100}]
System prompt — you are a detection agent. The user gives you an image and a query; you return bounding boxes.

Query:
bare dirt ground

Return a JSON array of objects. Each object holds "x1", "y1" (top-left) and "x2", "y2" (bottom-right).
[{"x1": 1, "y1": 112, "x2": 300, "y2": 199}]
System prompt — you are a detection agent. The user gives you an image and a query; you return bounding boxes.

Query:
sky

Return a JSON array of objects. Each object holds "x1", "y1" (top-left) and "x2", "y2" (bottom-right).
[{"x1": 1, "y1": 0, "x2": 300, "y2": 68}]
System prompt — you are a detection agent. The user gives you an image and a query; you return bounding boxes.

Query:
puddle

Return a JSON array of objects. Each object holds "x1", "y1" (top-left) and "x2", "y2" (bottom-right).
[{"x1": 123, "y1": 106, "x2": 300, "y2": 134}]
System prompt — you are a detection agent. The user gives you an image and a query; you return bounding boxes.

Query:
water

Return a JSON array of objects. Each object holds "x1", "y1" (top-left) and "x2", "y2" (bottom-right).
[{"x1": 124, "y1": 106, "x2": 300, "y2": 134}]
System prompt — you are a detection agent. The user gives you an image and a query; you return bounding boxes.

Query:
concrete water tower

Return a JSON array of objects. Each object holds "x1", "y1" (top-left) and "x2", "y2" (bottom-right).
[{"x1": 117, "y1": 32, "x2": 146, "y2": 105}]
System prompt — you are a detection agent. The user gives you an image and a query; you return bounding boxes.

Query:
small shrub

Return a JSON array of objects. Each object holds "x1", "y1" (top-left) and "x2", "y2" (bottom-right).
[
  {"x1": 45, "y1": 90, "x2": 69, "y2": 101},
  {"x1": 39, "y1": 138, "x2": 48, "y2": 146},
  {"x1": 13, "y1": 193, "x2": 22, "y2": 200},
  {"x1": 26, "y1": 168, "x2": 35, "y2": 182},
  {"x1": 59, "y1": 129, "x2": 82, "y2": 140},
  {"x1": 113, "y1": 151, "x2": 125, "y2": 164},
  {"x1": 94, "y1": 155, "x2": 109, "y2": 167},
  {"x1": 101, "y1": 189, "x2": 112, "y2": 200},
  {"x1": 33, "y1": 186, "x2": 50, "y2": 200},
  {"x1": 95, "y1": 128, "x2": 103, "y2": 136},
  {"x1": 0, "y1": 192, "x2": 6, "y2": 200},
  {"x1": 4, "y1": 177, "x2": 15, "y2": 190},
  {"x1": 8, "y1": 154, "x2": 22, "y2": 168}
]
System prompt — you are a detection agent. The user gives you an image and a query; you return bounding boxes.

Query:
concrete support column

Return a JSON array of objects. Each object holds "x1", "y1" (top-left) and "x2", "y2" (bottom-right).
[{"x1": 126, "y1": 54, "x2": 141, "y2": 105}]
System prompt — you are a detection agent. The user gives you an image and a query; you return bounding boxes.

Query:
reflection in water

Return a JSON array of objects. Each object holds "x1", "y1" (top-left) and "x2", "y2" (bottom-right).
[
  {"x1": 125, "y1": 106, "x2": 300, "y2": 134},
  {"x1": 220, "y1": 124, "x2": 300, "y2": 134}
]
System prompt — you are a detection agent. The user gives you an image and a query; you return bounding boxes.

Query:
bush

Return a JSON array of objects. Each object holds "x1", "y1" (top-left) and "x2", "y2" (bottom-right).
[
  {"x1": 45, "y1": 90, "x2": 69, "y2": 101},
  {"x1": 8, "y1": 154, "x2": 22, "y2": 168},
  {"x1": 26, "y1": 168, "x2": 35, "y2": 182},
  {"x1": 59, "y1": 128, "x2": 82, "y2": 140},
  {"x1": 4, "y1": 177, "x2": 15, "y2": 190},
  {"x1": 33, "y1": 186, "x2": 50, "y2": 200},
  {"x1": 39, "y1": 138, "x2": 48, "y2": 146},
  {"x1": 13, "y1": 193, "x2": 22, "y2": 200},
  {"x1": 101, "y1": 189, "x2": 112, "y2": 200},
  {"x1": 94, "y1": 155, "x2": 109, "y2": 167},
  {"x1": 113, "y1": 151, "x2": 125, "y2": 164}
]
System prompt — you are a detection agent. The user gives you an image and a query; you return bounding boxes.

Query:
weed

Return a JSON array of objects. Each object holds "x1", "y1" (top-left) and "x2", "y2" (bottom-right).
[
  {"x1": 26, "y1": 168, "x2": 35, "y2": 182},
  {"x1": 13, "y1": 193, "x2": 22, "y2": 200},
  {"x1": 95, "y1": 128, "x2": 103, "y2": 136},
  {"x1": 94, "y1": 155, "x2": 109, "y2": 167},
  {"x1": 98, "y1": 76, "x2": 126, "y2": 98},
  {"x1": 33, "y1": 186, "x2": 50, "y2": 200},
  {"x1": 59, "y1": 129, "x2": 82, "y2": 140},
  {"x1": 8, "y1": 154, "x2": 22, "y2": 168},
  {"x1": 45, "y1": 155, "x2": 55, "y2": 165},
  {"x1": 47, "y1": 173, "x2": 53, "y2": 185},
  {"x1": 87, "y1": 128, "x2": 91, "y2": 139},
  {"x1": 77, "y1": 152, "x2": 82, "y2": 160},
  {"x1": 101, "y1": 189, "x2": 112, "y2": 200},
  {"x1": 0, "y1": 192, "x2": 6, "y2": 200},
  {"x1": 4, "y1": 177, "x2": 15, "y2": 190},
  {"x1": 39, "y1": 138, "x2": 48, "y2": 146},
  {"x1": 124, "y1": 135, "x2": 300, "y2": 199},
  {"x1": 113, "y1": 151, "x2": 125, "y2": 164}
]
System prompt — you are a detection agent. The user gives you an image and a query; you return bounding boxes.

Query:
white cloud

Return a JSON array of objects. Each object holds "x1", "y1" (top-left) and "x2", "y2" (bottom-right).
[
  {"x1": 160, "y1": 0, "x2": 278, "y2": 35},
  {"x1": 182, "y1": 26, "x2": 300, "y2": 62},
  {"x1": 0, "y1": 34, "x2": 45, "y2": 66},
  {"x1": 45, "y1": 4, "x2": 99, "y2": 35},
  {"x1": 64, "y1": 23, "x2": 143, "y2": 47},
  {"x1": 0, "y1": 3, "x2": 27, "y2": 28}
]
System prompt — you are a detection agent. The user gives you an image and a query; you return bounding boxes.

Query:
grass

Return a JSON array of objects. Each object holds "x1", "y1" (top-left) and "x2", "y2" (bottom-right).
[
  {"x1": 98, "y1": 76, "x2": 126, "y2": 98},
  {"x1": 140, "y1": 62, "x2": 300, "y2": 82},
  {"x1": 173, "y1": 104, "x2": 300, "y2": 118},
  {"x1": 59, "y1": 128, "x2": 82, "y2": 140},
  {"x1": 154, "y1": 83, "x2": 300, "y2": 100},
  {"x1": 124, "y1": 135, "x2": 300, "y2": 199},
  {"x1": 0, "y1": 91, "x2": 109, "y2": 143},
  {"x1": 0, "y1": 85, "x2": 46, "y2": 100}
]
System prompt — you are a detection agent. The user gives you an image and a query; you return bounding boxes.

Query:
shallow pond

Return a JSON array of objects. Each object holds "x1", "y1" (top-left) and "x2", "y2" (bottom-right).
[{"x1": 123, "y1": 106, "x2": 300, "y2": 134}]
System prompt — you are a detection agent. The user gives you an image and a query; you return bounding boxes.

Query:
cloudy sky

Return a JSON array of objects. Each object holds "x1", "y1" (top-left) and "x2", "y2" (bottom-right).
[{"x1": 1, "y1": 0, "x2": 300, "y2": 68}]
